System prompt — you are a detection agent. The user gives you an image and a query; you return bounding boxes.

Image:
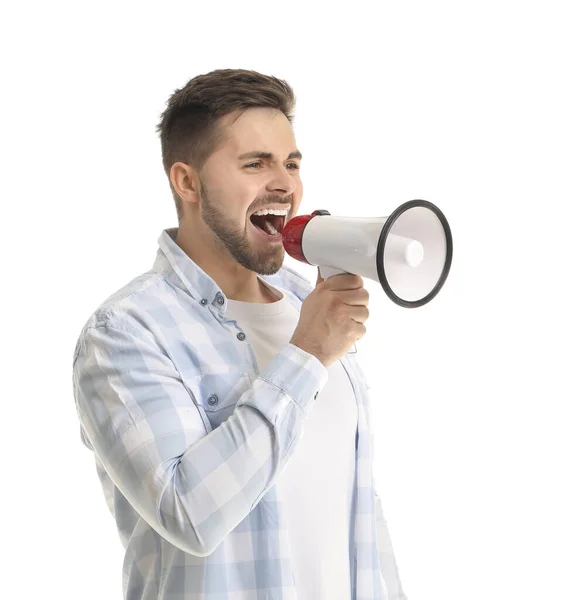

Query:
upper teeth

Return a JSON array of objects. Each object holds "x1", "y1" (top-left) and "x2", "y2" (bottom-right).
[{"x1": 252, "y1": 208, "x2": 289, "y2": 216}]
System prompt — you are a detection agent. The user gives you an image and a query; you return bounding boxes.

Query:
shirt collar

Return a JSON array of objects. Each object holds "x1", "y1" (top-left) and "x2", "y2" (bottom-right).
[{"x1": 152, "y1": 227, "x2": 314, "y2": 312}]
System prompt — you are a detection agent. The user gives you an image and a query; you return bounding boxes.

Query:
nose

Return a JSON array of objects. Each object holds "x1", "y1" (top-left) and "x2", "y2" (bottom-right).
[{"x1": 266, "y1": 164, "x2": 298, "y2": 195}]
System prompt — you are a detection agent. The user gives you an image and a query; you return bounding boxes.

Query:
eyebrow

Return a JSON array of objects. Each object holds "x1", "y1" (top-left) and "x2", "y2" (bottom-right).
[{"x1": 237, "y1": 150, "x2": 303, "y2": 161}]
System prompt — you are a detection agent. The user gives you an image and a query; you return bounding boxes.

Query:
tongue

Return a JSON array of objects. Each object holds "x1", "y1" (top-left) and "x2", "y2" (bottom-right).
[{"x1": 251, "y1": 214, "x2": 279, "y2": 235}]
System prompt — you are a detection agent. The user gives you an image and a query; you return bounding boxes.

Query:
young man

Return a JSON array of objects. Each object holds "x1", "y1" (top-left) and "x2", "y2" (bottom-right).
[{"x1": 72, "y1": 68, "x2": 407, "y2": 599}]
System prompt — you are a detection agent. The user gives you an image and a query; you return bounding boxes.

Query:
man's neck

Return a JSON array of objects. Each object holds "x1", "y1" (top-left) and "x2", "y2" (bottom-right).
[
  {"x1": 175, "y1": 225, "x2": 279, "y2": 304},
  {"x1": 257, "y1": 278, "x2": 281, "y2": 303}
]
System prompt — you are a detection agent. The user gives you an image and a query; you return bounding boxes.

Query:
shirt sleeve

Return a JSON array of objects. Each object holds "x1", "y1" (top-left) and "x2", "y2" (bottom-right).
[{"x1": 72, "y1": 321, "x2": 328, "y2": 557}]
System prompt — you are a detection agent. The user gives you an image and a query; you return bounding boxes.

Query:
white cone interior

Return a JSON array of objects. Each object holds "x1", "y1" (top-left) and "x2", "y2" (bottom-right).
[{"x1": 384, "y1": 206, "x2": 447, "y2": 301}]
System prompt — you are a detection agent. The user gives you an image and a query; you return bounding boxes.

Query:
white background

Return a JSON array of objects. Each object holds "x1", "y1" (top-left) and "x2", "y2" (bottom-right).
[{"x1": 1, "y1": 1, "x2": 581, "y2": 599}]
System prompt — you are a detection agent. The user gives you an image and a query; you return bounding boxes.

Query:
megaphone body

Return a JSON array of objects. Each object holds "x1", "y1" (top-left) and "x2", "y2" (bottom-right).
[{"x1": 282, "y1": 199, "x2": 453, "y2": 308}]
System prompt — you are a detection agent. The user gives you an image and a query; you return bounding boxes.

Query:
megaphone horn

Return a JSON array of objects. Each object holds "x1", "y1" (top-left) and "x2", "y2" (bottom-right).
[{"x1": 282, "y1": 199, "x2": 453, "y2": 308}]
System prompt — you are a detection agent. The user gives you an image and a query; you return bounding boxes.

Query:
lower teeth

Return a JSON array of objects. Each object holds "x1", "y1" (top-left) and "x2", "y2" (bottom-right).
[{"x1": 263, "y1": 220, "x2": 279, "y2": 236}]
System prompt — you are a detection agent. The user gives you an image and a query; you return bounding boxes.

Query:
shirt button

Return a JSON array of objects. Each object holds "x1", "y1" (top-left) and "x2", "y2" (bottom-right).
[
  {"x1": 237, "y1": 332, "x2": 246, "y2": 341},
  {"x1": 208, "y1": 394, "x2": 218, "y2": 406},
  {"x1": 314, "y1": 392, "x2": 319, "y2": 399},
  {"x1": 200, "y1": 298, "x2": 208, "y2": 306},
  {"x1": 216, "y1": 294, "x2": 224, "y2": 305}
]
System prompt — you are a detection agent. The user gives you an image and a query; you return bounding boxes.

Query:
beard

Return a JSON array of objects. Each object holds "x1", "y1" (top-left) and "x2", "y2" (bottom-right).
[{"x1": 198, "y1": 179, "x2": 288, "y2": 276}]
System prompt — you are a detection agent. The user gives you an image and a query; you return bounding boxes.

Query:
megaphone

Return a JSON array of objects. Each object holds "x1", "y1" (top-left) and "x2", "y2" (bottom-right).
[{"x1": 282, "y1": 199, "x2": 453, "y2": 308}]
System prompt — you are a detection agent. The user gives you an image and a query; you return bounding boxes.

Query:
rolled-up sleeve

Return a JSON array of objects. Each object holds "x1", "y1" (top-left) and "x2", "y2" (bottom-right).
[{"x1": 72, "y1": 322, "x2": 327, "y2": 557}]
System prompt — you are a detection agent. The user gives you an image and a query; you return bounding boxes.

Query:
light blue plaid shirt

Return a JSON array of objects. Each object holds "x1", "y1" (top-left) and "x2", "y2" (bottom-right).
[{"x1": 72, "y1": 227, "x2": 407, "y2": 599}]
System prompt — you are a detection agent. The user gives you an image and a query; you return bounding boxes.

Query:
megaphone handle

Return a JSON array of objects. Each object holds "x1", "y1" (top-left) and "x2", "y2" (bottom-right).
[
  {"x1": 318, "y1": 264, "x2": 359, "y2": 354},
  {"x1": 319, "y1": 265, "x2": 349, "y2": 279}
]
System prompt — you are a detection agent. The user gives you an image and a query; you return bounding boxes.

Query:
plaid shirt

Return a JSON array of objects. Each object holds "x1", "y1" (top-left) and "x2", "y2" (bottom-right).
[{"x1": 72, "y1": 227, "x2": 407, "y2": 599}]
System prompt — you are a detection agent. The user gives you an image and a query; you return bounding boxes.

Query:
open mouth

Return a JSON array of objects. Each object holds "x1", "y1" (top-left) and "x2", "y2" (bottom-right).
[{"x1": 249, "y1": 213, "x2": 286, "y2": 238}]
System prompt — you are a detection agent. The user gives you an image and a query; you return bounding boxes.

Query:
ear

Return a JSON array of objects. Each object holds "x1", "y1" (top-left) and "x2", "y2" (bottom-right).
[{"x1": 170, "y1": 162, "x2": 200, "y2": 204}]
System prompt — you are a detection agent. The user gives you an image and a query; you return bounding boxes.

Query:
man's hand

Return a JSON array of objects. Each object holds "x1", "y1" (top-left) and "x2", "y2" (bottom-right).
[{"x1": 291, "y1": 269, "x2": 369, "y2": 368}]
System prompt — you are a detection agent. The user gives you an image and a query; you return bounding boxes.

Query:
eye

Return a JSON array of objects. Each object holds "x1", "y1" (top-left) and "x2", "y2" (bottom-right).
[{"x1": 244, "y1": 162, "x2": 300, "y2": 170}]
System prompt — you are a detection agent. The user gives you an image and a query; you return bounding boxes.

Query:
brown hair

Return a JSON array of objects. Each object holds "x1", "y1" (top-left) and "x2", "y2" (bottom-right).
[{"x1": 155, "y1": 69, "x2": 296, "y2": 222}]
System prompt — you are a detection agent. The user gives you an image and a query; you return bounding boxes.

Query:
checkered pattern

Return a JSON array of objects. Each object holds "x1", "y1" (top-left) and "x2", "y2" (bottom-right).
[{"x1": 72, "y1": 227, "x2": 407, "y2": 599}]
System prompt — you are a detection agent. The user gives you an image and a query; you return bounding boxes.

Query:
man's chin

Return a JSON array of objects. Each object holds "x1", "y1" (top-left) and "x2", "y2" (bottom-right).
[
  {"x1": 255, "y1": 257, "x2": 284, "y2": 276},
  {"x1": 254, "y1": 251, "x2": 285, "y2": 276}
]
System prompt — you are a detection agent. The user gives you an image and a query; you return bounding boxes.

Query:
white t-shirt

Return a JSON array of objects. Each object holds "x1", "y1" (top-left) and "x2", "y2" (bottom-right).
[{"x1": 224, "y1": 277, "x2": 358, "y2": 599}]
